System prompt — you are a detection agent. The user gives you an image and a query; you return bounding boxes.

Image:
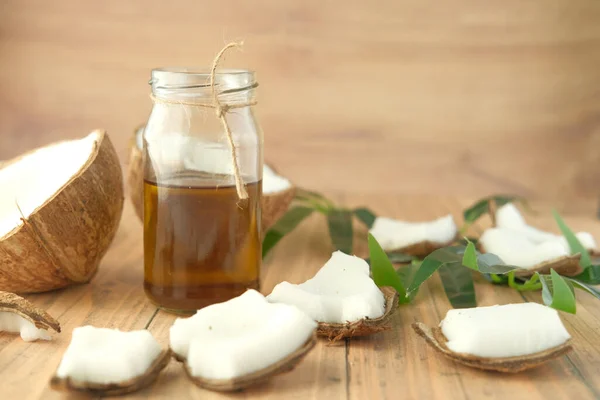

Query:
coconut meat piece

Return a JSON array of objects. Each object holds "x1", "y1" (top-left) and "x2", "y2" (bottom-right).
[
  {"x1": 263, "y1": 164, "x2": 292, "y2": 194},
  {"x1": 170, "y1": 289, "x2": 316, "y2": 380},
  {"x1": 55, "y1": 326, "x2": 162, "y2": 384},
  {"x1": 440, "y1": 303, "x2": 571, "y2": 358},
  {"x1": 0, "y1": 132, "x2": 99, "y2": 238},
  {"x1": 266, "y1": 251, "x2": 385, "y2": 324},
  {"x1": 368, "y1": 215, "x2": 458, "y2": 251},
  {"x1": 496, "y1": 203, "x2": 597, "y2": 251},
  {"x1": 0, "y1": 312, "x2": 51, "y2": 342}
]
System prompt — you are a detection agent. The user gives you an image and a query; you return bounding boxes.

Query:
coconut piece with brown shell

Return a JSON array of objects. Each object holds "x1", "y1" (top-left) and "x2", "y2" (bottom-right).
[
  {"x1": 169, "y1": 289, "x2": 317, "y2": 392},
  {"x1": 50, "y1": 326, "x2": 170, "y2": 396},
  {"x1": 479, "y1": 228, "x2": 584, "y2": 277},
  {"x1": 126, "y1": 126, "x2": 295, "y2": 230},
  {"x1": 0, "y1": 291, "x2": 60, "y2": 341},
  {"x1": 0, "y1": 131, "x2": 124, "y2": 293},
  {"x1": 368, "y1": 215, "x2": 459, "y2": 258},
  {"x1": 267, "y1": 251, "x2": 397, "y2": 341},
  {"x1": 413, "y1": 303, "x2": 572, "y2": 373}
]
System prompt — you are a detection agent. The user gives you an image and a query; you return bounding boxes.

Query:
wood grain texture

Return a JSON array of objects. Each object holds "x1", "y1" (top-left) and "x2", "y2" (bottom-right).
[
  {"x1": 1, "y1": 197, "x2": 600, "y2": 399},
  {"x1": 1, "y1": 1, "x2": 600, "y2": 204}
]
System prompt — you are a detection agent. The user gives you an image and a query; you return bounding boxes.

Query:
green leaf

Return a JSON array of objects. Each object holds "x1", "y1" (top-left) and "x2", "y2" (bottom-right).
[
  {"x1": 573, "y1": 265, "x2": 600, "y2": 285},
  {"x1": 462, "y1": 240, "x2": 478, "y2": 271},
  {"x1": 476, "y1": 253, "x2": 521, "y2": 274},
  {"x1": 397, "y1": 260, "x2": 422, "y2": 300},
  {"x1": 438, "y1": 263, "x2": 477, "y2": 308},
  {"x1": 539, "y1": 270, "x2": 577, "y2": 314},
  {"x1": 463, "y1": 195, "x2": 521, "y2": 226},
  {"x1": 407, "y1": 247, "x2": 462, "y2": 294},
  {"x1": 368, "y1": 234, "x2": 407, "y2": 302},
  {"x1": 552, "y1": 210, "x2": 592, "y2": 268},
  {"x1": 353, "y1": 207, "x2": 377, "y2": 229},
  {"x1": 386, "y1": 252, "x2": 415, "y2": 264},
  {"x1": 294, "y1": 188, "x2": 334, "y2": 212},
  {"x1": 566, "y1": 278, "x2": 600, "y2": 300},
  {"x1": 262, "y1": 206, "x2": 314, "y2": 258},
  {"x1": 327, "y1": 210, "x2": 354, "y2": 254}
]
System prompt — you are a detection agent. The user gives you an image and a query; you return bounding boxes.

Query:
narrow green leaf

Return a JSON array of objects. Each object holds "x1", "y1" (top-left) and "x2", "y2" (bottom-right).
[
  {"x1": 368, "y1": 234, "x2": 407, "y2": 302},
  {"x1": 552, "y1": 210, "x2": 592, "y2": 268},
  {"x1": 539, "y1": 270, "x2": 577, "y2": 314},
  {"x1": 463, "y1": 195, "x2": 521, "y2": 225},
  {"x1": 386, "y1": 252, "x2": 415, "y2": 264},
  {"x1": 462, "y1": 241, "x2": 478, "y2": 271},
  {"x1": 476, "y1": 253, "x2": 521, "y2": 274},
  {"x1": 353, "y1": 207, "x2": 377, "y2": 229},
  {"x1": 566, "y1": 278, "x2": 600, "y2": 300},
  {"x1": 407, "y1": 249, "x2": 455, "y2": 294},
  {"x1": 438, "y1": 264, "x2": 477, "y2": 308},
  {"x1": 573, "y1": 265, "x2": 600, "y2": 285},
  {"x1": 397, "y1": 260, "x2": 422, "y2": 301},
  {"x1": 327, "y1": 210, "x2": 354, "y2": 254},
  {"x1": 262, "y1": 206, "x2": 314, "y2": 258}
]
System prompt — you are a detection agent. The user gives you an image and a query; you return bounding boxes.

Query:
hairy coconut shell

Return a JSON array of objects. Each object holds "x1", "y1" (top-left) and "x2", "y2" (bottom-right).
[
  {"x1": 479, "y1": 245, "x2": 583, "y2": 278},
  {"x1": 50, "y1": 349, "x2": 171, "y2": 396},
  {"x1": 317, "y1": 286, "x2": 399, "y2": 341},
  {"x1": 0, "y1": 291, "x2": 60, "y2": 333},
  {"x1": 126, "y1": 126, "x2": 295, "y2": 230},
  {"x1": 0, "y1": 131, "x2": 124, "y2": 293},
  {"x1": 390, "y1": 238, "x2": 457, "y2": 258},
  {"x1": 412, "y1": 322, "x2": 572, "y2": 373},
  {"x1": 182, "y1": 332, "x2": 316, "y2": 392}
]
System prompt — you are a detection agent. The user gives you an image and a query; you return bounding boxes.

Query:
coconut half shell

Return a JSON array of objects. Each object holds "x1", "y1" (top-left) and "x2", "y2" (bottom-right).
[
  {"x1": 181, "y1": 332, "x2": 316, "y2": 392},
  {"x1": 479, "y1": 245, "x2": 583, "y2": 278},
  {"x1": 126, "y1": 126, "x2": 295, "y2": 231},
  {"x1": 390, "y1": 238, "x2": 457, "y2": 258},
  {"x1": 317, "y1": 286, "x2": 399, "y2": 341},
  {"x1": 0, "y1": 131, "x2": 124, "y2": 293},
  {"x1": 412, "y1": 322, "x2": 572, "y2": 373},
  {"x1": 50, "y1": 349, "x2": 171, "y2": 396},
  {"x1": 0, "y1": 291, "x2": 60, "y2": 333}
]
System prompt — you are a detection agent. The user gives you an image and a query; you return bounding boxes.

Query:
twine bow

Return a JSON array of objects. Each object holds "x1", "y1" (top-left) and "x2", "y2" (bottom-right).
[{"x1": 150, "y1": 41, "x2": 254, "y2": 199}]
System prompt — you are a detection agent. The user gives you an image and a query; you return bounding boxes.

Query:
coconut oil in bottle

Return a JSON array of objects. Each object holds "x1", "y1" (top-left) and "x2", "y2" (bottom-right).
[
  {"x1": 142, "y1": 67, "x2": 263, "y2": 313},
  {"x1": 143, "y1": 172, "x2": 261, "y2": 312}
]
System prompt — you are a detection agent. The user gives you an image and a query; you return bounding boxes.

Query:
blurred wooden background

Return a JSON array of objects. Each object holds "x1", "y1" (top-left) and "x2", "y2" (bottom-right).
[{"x1": 1, "y1": 1, "x2": 599, "y2": 211}]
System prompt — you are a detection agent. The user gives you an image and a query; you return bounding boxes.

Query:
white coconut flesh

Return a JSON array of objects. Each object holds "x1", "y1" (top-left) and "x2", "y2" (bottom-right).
[
  {"x1": 170, "y1": 289, "x2": 316, "y2": 380},
  {"x1": 0, "y1": 312, "x2": 50, "y2": 342},
  {"x1": 266, "y1": 251, "x2": 386, "y2": 324},
  {"x1": 0, "y1": 132, "x2": 99, "y2": 238},
  {"x1": 55, "y1": 326, "x2": 163, "y2": 384},
  {"x1": 263, "y1": 164, "x2": 292, "y2": 194},
  {"x1": 495, "y1": 203, "x2": 597, "y2": 251},
  {"x1": 136, "y1": 129, "x2": 291, "y2": 193},
  {"x1": 368, "y1": 215, "x2": 458, "y2": 251},
  {"x1": 440, "y1": 303, "x2": 571, "y2": 358}
]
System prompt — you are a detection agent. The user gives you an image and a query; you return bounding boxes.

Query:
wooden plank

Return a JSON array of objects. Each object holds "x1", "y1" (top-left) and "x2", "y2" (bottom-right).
[
  {"x1": 1, "y1": 1, "x2": 600, "y2": 204},
  {"x1": 0, "y1": 205, "x2": 157, "y2": 399},
  {"x1": 345, "y1": 196, "x2": 597, "y2": 400},
  {"x1": 140, "y1": 212, "x2": 348, "y2": 399}
]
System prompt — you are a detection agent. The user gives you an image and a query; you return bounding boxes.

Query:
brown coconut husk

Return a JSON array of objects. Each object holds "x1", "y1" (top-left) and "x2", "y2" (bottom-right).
[
  {"x1": 0, "y1": 131, "x2": 124, "y2": 293},
  {"x1": 412, "y1": 322, "x2": 572, "y2": 373},
  {"x1": 317, "y1": 286, "x2": 399, "y2": 341},
  {"x1": 479, "y1": 245, "x2": 583, "y2": 278},
  {"x1": 182, "y1": 332, "x2": 316, "y2": 392},
  {"x1": 126, "y1": 126, "x2": 295, "y2": 231},
  {"x1": 391, "y1": 238, "x2": 458, "y2": 258},
  {"x1": 50, "y1": 349, "x2": 171, "y2": 396},
  {"x1": 0, "y1": 291, "x2": 60, "y2": 333}
]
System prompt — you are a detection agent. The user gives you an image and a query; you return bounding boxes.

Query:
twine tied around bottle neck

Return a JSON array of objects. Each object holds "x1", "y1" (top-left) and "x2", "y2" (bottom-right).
[{"x1": 149, "y1": 41, "x2": 255, "y2": 199}]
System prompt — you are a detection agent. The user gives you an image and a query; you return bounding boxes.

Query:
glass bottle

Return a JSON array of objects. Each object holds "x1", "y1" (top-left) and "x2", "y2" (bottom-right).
[{"x1": 142, "y1": 68, "x2": 262, "y2": 313}]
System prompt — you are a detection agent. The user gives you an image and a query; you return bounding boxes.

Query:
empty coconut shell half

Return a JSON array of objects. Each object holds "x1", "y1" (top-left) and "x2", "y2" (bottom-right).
[
  {"x1": 0, "y1": 130, "x2": 124, "y2": 293},
  {"x1": 0, "y1": 291, "x2": 60, "y2": 339},
  {"x1": 126, "y1": 126, "x2": 295, "y2": 231},
  {"x1": 412, "y1": 322, "x2": 572, "y2": 373},
  {"x1": 50, "y1": 349, "x2": 171, "y2": 396},
  {"x1": 182, "y1": 332, "x2": 317, "y2": 392},
  {"x1": 318, "y1": 286, "x2": 399, "y2": 341}
]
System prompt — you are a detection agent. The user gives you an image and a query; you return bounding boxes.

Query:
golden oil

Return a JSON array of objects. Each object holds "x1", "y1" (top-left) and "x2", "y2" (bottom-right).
[{"x1": 143, "y1": 172, "x2": 261, "y2": 312}]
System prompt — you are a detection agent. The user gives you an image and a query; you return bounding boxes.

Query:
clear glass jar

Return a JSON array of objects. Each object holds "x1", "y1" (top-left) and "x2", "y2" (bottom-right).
[{"x1": 142, "y1": 68, "x2": 263, "y2": 313}]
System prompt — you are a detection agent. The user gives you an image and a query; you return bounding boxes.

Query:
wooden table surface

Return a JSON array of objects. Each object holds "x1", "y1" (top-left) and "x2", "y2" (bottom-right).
[{"x1": 2, "y1": 195, "x2": 600, "y2": 399}]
